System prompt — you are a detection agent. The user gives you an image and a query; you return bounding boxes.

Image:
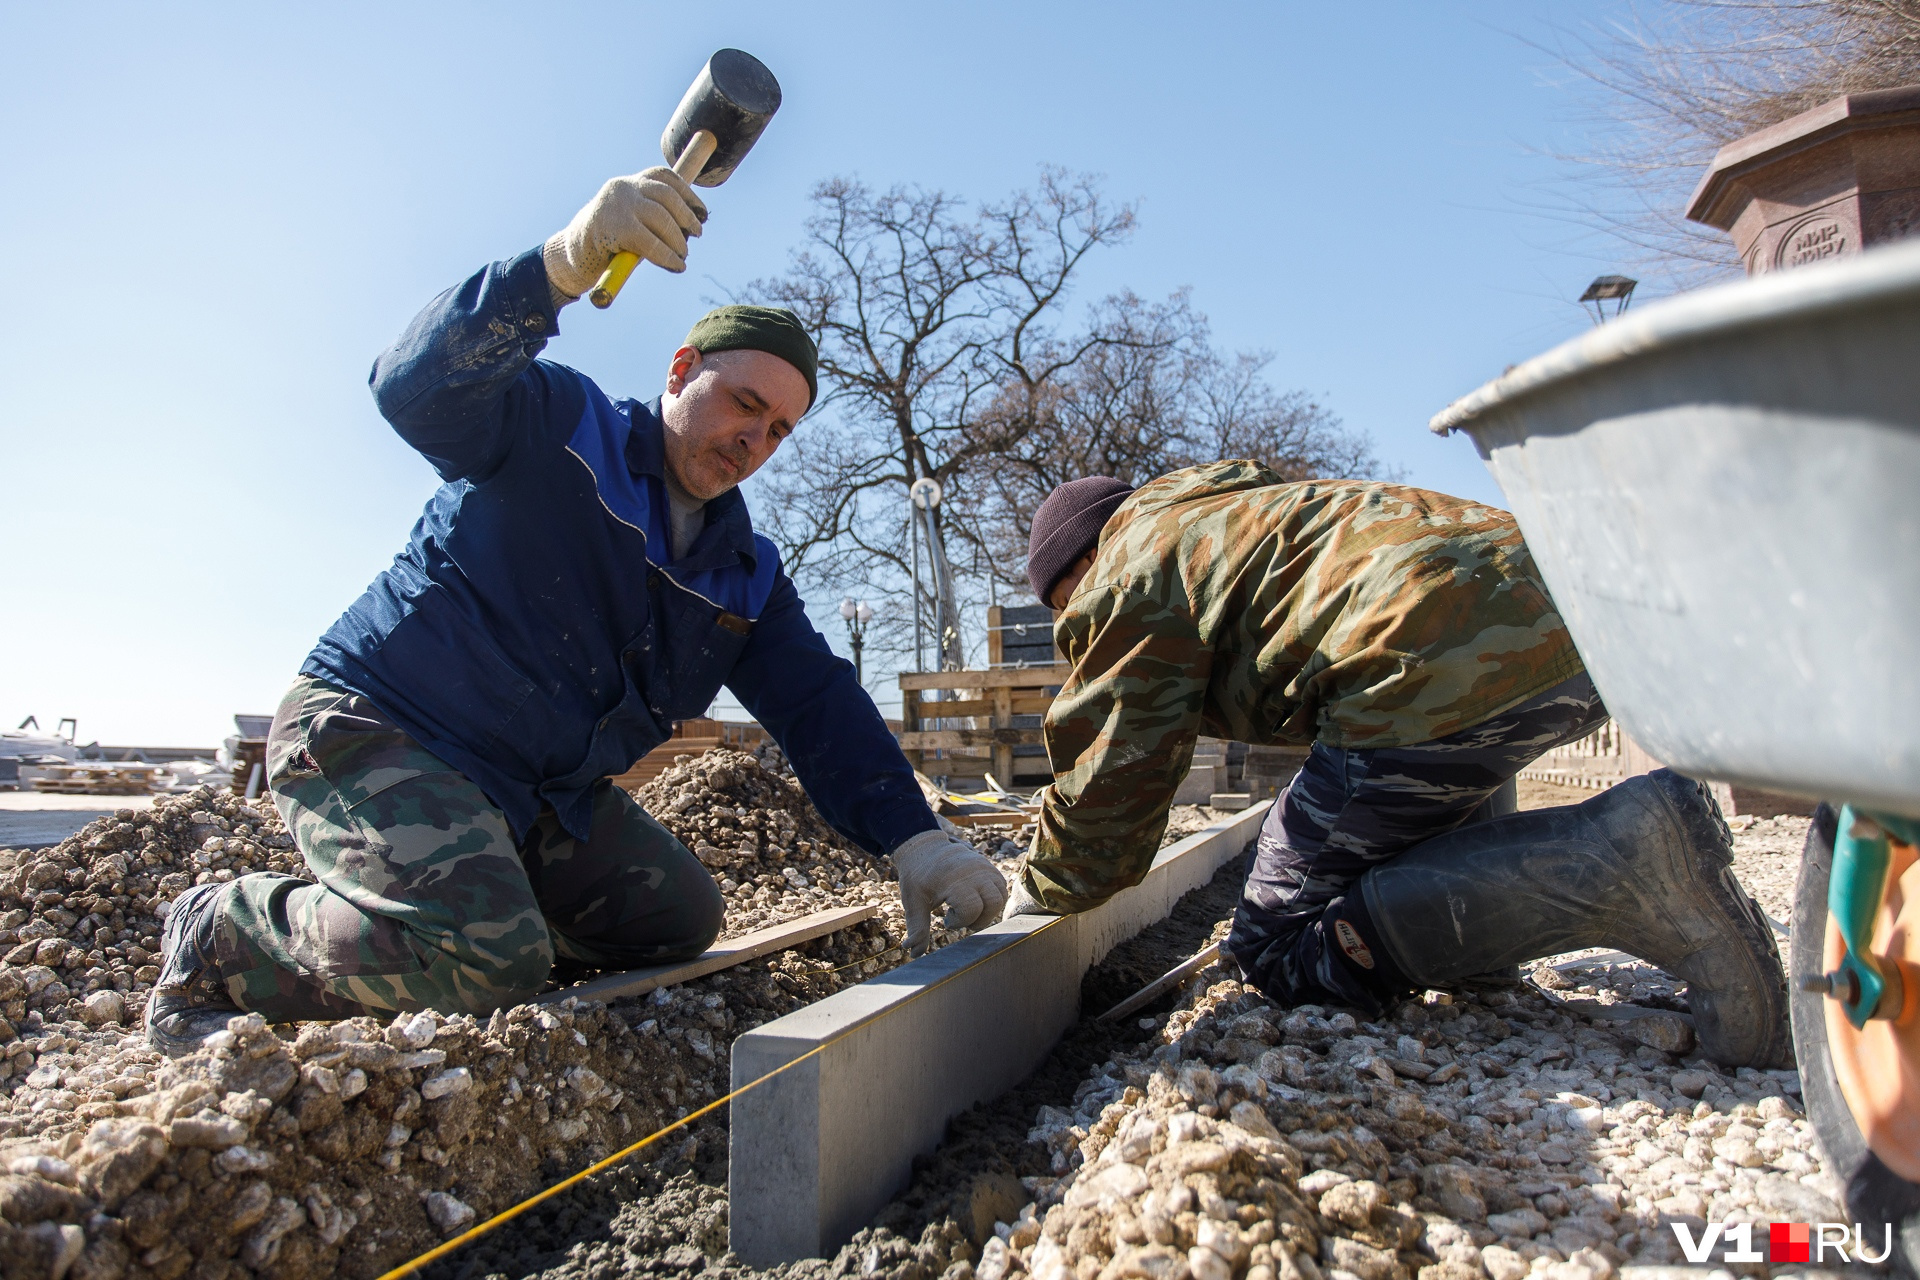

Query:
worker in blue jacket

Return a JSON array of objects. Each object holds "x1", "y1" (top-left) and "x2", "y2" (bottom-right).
[{"x1": 148, "y1": 163, "x2": 1006, "y2": 1054}]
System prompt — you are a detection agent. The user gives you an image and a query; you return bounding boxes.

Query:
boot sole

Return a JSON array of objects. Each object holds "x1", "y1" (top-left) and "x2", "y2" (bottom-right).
[
  {"x1": 145, "y1": 882, "x2": 241, "y2": 1059},
  {"x1": 1638, "y1": 772, "x2": 1794, "y2": 1069},
  {"x1": 145, "y1": 1002, "x2": 243, "y2": 1058}
]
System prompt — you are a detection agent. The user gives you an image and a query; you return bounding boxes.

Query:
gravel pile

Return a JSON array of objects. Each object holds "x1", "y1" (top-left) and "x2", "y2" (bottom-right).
[
  {"x1": 635, "y1": 750, "x2": 899, "y2": 939},
  {"x1": 631, "y1": 750, "x2": 1023, "y2": 954},
  {"x1": 0, "y1": 753, "x2": 924, "y2": 1278},
  {"x1": 956, "y1": 815, "x2": 1845, "y2": 1280},
  {"x1": 0, "y1": 788, "x2": 310, "y2": 1040},
  {"x1": 0, "y1": 958, "x2": 881, "y2": 1280},
  {"x1": 473, "y1": 816, "x2": 1845, "y2": 1280},
  {"x1": 980, "y1": 972, "x2": 1829, "y2": 1280}
]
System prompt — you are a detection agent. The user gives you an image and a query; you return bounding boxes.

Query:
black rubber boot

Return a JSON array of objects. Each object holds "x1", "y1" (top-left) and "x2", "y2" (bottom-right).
[
  {"x1": 145, "y1": 883, "x2": 243, "y2": 1058},
  {"x1": 1358, "y1": 768, "x2": 1791, "y2": 1068}
]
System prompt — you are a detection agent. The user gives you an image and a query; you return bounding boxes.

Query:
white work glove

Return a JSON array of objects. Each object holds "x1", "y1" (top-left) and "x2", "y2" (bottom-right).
[
  {"x1": 1003, "y1": 875, "x2": 1059, "y2": 921},
  {"x1": 892, "y1": 829, "x2": 1010, "y2": 957},
  {"x1": 1005, "y1": 817, "x2": 1061, "y2": 921},
  {"x1": 542, "y1": 167, "x2": 709, "y2": 305}
]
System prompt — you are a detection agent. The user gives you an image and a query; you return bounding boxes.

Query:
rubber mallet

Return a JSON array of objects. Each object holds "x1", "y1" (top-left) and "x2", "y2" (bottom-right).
[{"x1": 589, "y1": 48, "x2": 783, "y2": 308}]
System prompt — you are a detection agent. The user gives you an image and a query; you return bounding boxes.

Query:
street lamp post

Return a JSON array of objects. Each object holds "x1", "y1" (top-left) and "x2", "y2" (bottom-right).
[
  {"x1": 1580, "y1": 275, "x2": 1638, "y2": 325},
  {"x1": 839, "y1": 597, "x2": 874, "y2": 685}
]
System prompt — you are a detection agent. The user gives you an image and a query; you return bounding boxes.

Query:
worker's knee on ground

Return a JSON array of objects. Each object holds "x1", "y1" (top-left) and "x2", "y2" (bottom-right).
[
  {"x1": 528, "y1": 795, "x2": 727, "y2": 968},
  {"x1": 445, "y1": 922, "x2": 556, "y2": 1014},
  {"x1": 667, "y1": 871, "x2": 725, "y2": 960},
  {"x1": 607, "y1": 871, "x2": 723, "y2": 964},
  {"x1": 1226, "y1": 892, "x2": 1407, "y2": 1013}
]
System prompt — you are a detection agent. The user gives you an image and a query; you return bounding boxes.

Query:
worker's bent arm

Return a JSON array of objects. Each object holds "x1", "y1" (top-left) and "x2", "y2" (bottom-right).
[
  {"x1": 1028, "y1": 584, "x2": 1212, "y2": 912},
  {"x1": 368, "y1": 248, "x2": 576, "y2": 484},
  {"x1": 727, "y1": 567, "x2": 939, "y2": 858}
]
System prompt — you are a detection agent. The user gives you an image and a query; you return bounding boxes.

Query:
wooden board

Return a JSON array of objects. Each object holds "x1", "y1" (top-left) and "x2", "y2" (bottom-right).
[
  {"x1": 943, "y1": 811, "x2": 1035, "y2": 829},
  {"x1": 533, "y1": 904, "x2": 877, "y2": 1006},
  {"x1": 30, "y1": 780, "x2": 153, "y2": 796},
  {"x1": 899, "y1": 666, "x2": 1070, "y2": 691},
  {"x1": 898, "y1": 729, "x2": 1045, "y2": 751},
  {"x1": 902, "y1": 695, "x2": 1054, "y2": 720}
]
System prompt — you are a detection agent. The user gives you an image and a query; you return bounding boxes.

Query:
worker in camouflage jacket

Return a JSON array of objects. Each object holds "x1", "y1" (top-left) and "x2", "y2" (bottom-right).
[
  {"x1": 145, "y1": 164, "x2": 1006, "y2": 1055},
  {"x1": 1015, "y1": 463, "x2": 1789, "y2": 1068}
]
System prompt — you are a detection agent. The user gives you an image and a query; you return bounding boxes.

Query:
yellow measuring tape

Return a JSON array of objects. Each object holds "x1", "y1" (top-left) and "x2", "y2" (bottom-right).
[
  {"x1": 375, "y1": 1037, "x2": 830, "y2": 1280},
  {"x1": 377, "y1": 913, "x2": 1068, "y2": 1279}
]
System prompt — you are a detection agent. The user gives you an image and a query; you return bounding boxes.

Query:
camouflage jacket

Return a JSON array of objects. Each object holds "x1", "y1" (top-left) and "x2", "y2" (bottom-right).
[{"x1": 1026, "y1": 461, "x2": 1582, "y2": 912}]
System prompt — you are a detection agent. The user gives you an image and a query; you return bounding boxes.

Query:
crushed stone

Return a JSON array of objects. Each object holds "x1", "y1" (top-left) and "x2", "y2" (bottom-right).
[
  {"x1": 0, "y1": 749, "x2": 933, "y2": 1278},
  {"x1": 931, "y1": 815, "x2": 1851, "y2": 1280},
  {"x1": 634, "y1": 748, "x2": 1025, "y2": 951},
  {"x1": 0, "y1": 780, "x2": 1842, "y2": 1280},
  {"x1": 448, "y1": 817, "x2": 1857, "y2": 1280}
]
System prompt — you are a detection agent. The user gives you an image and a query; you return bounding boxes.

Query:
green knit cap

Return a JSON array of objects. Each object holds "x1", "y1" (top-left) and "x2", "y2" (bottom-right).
[{"x1": 683, "y1": 305, "x2": 818, "y2": 408}]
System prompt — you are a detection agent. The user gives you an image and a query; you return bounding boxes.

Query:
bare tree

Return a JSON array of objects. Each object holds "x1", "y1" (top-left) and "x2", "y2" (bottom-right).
[
  {"x1": 1543, "y1": 1, "x2": 1920, "y2": 280},
  {"x1": 953, "y1": 294, "x2": 1383, "y2": 591},
  {"x1": 750, "y1": 170, "x2": 1383, "y2": 678},
  {"x1": 749, "y1": 170, "x2": 1143, "y2": 670}
]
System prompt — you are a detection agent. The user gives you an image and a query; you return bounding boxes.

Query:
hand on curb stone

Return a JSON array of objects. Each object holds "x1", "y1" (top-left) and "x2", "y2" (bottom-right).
[{"x1": 894, "y1": 830, "x2": 1010, "y2": 955}]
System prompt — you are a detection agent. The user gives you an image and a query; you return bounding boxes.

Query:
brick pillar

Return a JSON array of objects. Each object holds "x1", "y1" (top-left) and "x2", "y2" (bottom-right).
[{"x1": 1686, "y1": 85, "x2": 1920, "y2": 273}]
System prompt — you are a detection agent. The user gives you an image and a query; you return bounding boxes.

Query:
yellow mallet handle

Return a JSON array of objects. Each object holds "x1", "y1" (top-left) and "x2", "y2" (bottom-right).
[{"x1": 589, "y1": 129, "x2": 719, "y2": 309}]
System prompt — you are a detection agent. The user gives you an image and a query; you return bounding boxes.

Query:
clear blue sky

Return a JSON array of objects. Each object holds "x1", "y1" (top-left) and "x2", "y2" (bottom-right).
[{"x1": 2, "y1": 1, "x2": 1665, "y2": 747}]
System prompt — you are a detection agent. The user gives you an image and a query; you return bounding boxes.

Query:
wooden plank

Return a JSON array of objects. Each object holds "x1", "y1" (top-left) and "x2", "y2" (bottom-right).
[
  {"x1": 943, "y1": 810, "x2": 1036, "y2": 828},
  {"x1": 897, "y1": 728, "x2": 1045, "y2": 750},
  {"x1": 899, "y1": 666, "x2": 1070, "y2": 692},
  {"x1": 902, "y1": 694, "x2": 1044, "y2": 725},
  {"x1": 901, "y1": 695, "x2": 1047, "y2": 720},
  {"x1": 534, "y1": 905, "x2": 878, "y2": 1006},
  {"x1": 991, "y1": 686, "x2": 1015, "y2": 785},
  {"x1": 906, "y1": 697, "x2": 995, "y2": 720}
]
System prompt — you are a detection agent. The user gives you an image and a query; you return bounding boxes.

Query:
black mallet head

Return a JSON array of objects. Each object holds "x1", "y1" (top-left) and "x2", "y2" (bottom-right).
[{"x1": 662, "y1": 48, "x2": 782, "y2": 187}]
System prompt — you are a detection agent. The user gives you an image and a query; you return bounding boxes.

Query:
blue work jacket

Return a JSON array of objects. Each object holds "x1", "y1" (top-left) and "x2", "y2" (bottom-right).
[{"x1": 302, "y1": 247, "x2": 937, "y2": 854}]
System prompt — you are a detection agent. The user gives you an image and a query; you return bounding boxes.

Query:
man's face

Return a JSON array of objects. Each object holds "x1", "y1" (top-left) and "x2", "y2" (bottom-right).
[
  {"x1": 1047, "y1": 552, "x2": 1096, "y2": 611},
  {"x1": 660, "y1": 346, "x2": 810, "y2": 500}
]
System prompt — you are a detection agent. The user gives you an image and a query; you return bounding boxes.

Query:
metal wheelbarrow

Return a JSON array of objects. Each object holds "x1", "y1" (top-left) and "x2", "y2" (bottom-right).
[{"x1": 1434, "y1": 238, "x2": 1920, "y2": 1271}]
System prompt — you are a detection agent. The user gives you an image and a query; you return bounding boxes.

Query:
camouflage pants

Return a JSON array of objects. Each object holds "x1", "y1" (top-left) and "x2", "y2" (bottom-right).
[
  {"x1": 1226, "y1": 672, "x2": 1608, "y2": 1012},
  {"x1": 207, "y1": 675, "x2": 724, "y2": 1020}
]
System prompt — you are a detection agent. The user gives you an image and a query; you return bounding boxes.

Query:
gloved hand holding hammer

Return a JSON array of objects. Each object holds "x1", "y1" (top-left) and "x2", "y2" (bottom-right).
[{"x1": 543, "y1": 168, "x2": 708, "y2": 308}]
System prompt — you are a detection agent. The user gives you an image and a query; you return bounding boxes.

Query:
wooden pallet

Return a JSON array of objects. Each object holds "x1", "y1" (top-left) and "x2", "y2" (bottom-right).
[
  {"x1": 31, "y1": 764, "x2": 164, "y2": 796},
  {"x1": 898, "y1": 664, "x2": 1069, "y2": 789},
  {"x1": 31, "y1": 779, "x2": 153, "y2": 796}
]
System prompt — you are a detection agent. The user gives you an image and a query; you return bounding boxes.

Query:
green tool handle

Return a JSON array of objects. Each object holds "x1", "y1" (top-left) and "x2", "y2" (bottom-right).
[{"x1": 1831, "y1": 804, "x2": 1901, "y2": 1026}]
